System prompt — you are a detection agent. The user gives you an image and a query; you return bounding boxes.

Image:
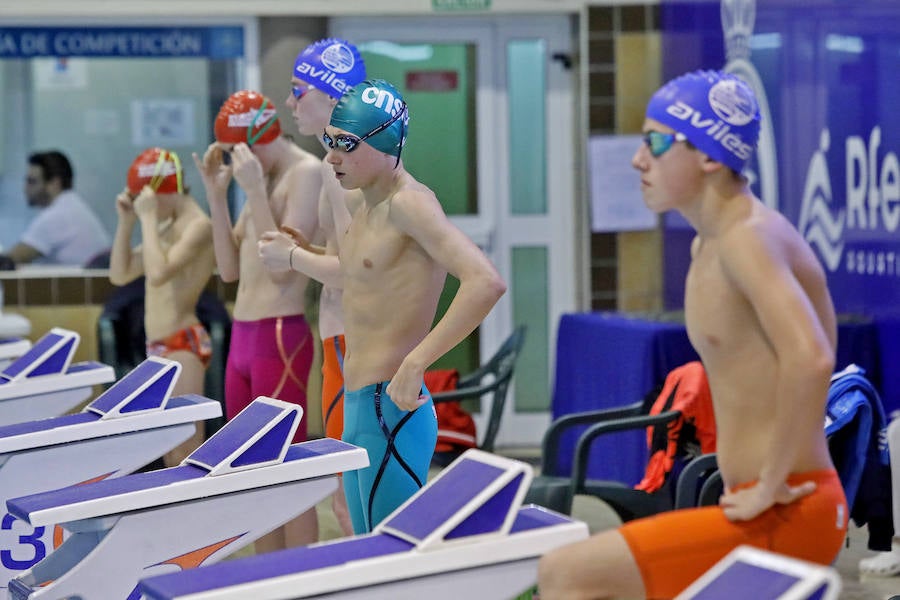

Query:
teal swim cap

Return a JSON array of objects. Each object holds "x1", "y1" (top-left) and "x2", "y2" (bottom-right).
[{"x1": 329, "y1": 79, "x2": 408, "y2": 159}]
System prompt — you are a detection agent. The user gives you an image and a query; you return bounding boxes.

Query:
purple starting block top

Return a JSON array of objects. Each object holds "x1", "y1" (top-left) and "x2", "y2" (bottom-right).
[
  {"x1": 187, "y1": 400, "x2": 296, "y2": 470},
  {"x1": 139, "y1": 505, "x2": 576, "y2": 600},
  {"x1": 7, "y1": 436, "x2": 357, "y2": 524},
  {"x1": 0, "y1": 331, "x2": 73, "y2": 381},
  {"x1": 0, "y1": 395, "x2": 208, "y2": 452},
  {"x1": 383, "y1": 457, "x2": 513, "y2": 541},
  {"x1": 141, "y1": 534, "x2": 413, "y2": 600},
  {"x1": 687, "y1": 562, "x2": 806, "y2": 600},
  {"x1": 0, "y1": 412, "x2": 98, "y2": 439},
  {"x1": 87, "y1": 359, "x2": 176, "y2": 416}
]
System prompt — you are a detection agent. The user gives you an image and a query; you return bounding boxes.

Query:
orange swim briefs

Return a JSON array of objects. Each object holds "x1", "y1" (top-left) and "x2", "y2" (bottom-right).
[
  {"x1": 619, "y1": 469, "x2": 847, "y2": 599},
  {"x1": 321, "y1": 334, "x2": 346, "y2": 440},
  {"x1": 146, "y1": 323, "x2": 213, "y2": 369}
]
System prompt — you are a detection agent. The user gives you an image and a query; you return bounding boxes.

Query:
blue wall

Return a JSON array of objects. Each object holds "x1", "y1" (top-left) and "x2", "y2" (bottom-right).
[{"x1": 662, "y1": 0, "x2": 900, "y2": 319}]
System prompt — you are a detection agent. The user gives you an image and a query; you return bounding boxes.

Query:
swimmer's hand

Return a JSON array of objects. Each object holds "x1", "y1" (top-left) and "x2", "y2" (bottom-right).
[
  {"x1": 281, "y1": 225, "x2": 324, "y2": 255},
  {"x1": 193, "y1": 143, "x2": 233, "y2": 200},
  {"x1": 115, "y1": 188, "x2": 136, "y2": 221},
  {"x1": 257, "y1": 230, "x2": 296, "y2": 273},
  {"x1": 720, "y1": 480, "x2": 817, "y2": 521},
  {"x1": 230, "y1": 143, "x2": 266, "y2": 195},
  {"x1": 387, "y1": 360, "x2": 429, "y2": 412},
  {"x1": 133, "y1": 185, "x2": 158, "y2": 220}
]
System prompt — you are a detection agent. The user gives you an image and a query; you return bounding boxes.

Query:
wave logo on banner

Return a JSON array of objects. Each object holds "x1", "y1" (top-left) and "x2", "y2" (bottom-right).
[
  {"x1": 798, "y1": 129, "x2": 845, "y2": 271},
  {"x1": 721, "y1": 0, "x2": 779, "y2": 210},
  {"x1": 800, "y1": 126, "x2": 900, "y2": 276}
]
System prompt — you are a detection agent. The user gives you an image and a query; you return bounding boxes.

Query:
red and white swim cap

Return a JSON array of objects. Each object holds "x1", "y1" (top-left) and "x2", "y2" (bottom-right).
[{"x1": 214, "y1": 90, "x2": 281, "y2": 146}]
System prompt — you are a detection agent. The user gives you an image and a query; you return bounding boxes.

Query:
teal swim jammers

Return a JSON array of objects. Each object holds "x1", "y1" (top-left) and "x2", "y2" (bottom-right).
[{"x1": 342, "y1": 381, "x2": 438, "y2": 533}]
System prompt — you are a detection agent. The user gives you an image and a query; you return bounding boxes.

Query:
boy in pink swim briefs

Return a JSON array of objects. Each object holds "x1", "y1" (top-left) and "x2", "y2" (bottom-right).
[{"x1": 194, "y1": 89, "x2": 321, "y2": 552}]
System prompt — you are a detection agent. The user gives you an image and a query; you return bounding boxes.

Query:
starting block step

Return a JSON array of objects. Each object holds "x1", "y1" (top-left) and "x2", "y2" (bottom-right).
[
  {"x1": 7, "y1": 397, "x2": 368, "y2": 600},
  {"x1": 0, "y1": 357, "x2": 221, "y2": 591},
  {"x1": 675, "y1": 545, "x2": 842, "y2": 600},
  {"x1": 0, "y1": 328, "x2": 115, "y2": 426},
  {"x1": 139, "y1": 449, "x2": 590, "y2": 600}
]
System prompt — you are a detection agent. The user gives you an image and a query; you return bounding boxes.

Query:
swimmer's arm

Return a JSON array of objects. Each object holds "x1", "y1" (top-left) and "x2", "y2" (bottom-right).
[
  {"x1": 208, "y1": 198, "x2": 242, "y2": 283},
  {"x1": 721, "y1": 226, "x2": 834, "y2": 496},
  {"x1": 388, "y1": 190, "x2": 506, "y2": 407},
  {"x1": 140, "y1": 218, "x2": 213, "y2": 287},
  {"x1": 109, "y1": 213, "x2": 143, "y2": 286},
  {"x1": 321, "y1": 167, "x2": 358, "y2": 252},
  {"x1": 193, "y1": 145, "x2": 239, "y2": 281}
]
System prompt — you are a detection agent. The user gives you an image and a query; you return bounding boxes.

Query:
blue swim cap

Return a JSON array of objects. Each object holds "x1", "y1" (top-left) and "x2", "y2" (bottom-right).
[
  {"x1": 293, "y1": 38, "x2": 366, "y2": 99},
  {"x1": 330, "y1": 79, "x2": 408, "y2": 159},
  {"x1": 646, "y1": 70, "x2": 760, "y2": 172}
]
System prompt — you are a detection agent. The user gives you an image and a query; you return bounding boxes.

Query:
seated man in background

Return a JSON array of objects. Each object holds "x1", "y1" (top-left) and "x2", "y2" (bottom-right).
[
  {"x1": 109, "y1": 147, "x2": 216, "y2": 466},
  {"x1": 1, "y1": 150, "x2": 110, "y2": 268}
]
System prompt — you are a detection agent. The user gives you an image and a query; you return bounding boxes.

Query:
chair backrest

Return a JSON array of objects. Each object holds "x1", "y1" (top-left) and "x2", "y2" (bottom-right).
[{"x1": 474, "y1": 325, "x2": 526, "y2": 453}]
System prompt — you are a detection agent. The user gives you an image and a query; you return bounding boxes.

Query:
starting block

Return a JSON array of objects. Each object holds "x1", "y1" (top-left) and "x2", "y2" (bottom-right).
[
  {"x1": 6, "y1": 397, "x2": 368, "y2": 600},
  {"x1": 139, "y1": 449, "x2": 590, "y2": 600},
  {"x1": 0, "y1": 328, "x2": 115, "y2": 426},
  {"x1": 675, "y1": 545, "x2": 842, "y2": 600},
  {"x1": 0, "y1": 356, "x2": 221, "y2": 590},
  {"x1": 0, "y1": 338, "x2": 30, "y2": 370}
]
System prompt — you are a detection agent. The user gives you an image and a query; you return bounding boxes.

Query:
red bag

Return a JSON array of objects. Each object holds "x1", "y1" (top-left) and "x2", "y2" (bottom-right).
[
  {"x1": 424, "y1": 369, "x2": 478, "y2": 453},
  {"x1": 634, "y1": 361, "x2": 716, "y2": 493}
]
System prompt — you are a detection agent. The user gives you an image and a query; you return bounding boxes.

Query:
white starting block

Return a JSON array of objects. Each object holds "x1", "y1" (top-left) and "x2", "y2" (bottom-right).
[
  {"x1": 0, "y1": 328, "x2": 115, "y2": 426},
  {"x1": 675, "y1": 545, "x2": 842, "y2": 600},
  {"x1": 0, "y1": 356, "x2": 221, "y2": 590},
  {"x1": 6, "y1": 397, "x2": 368, "y2": 600},
  {"x1": 139, "y1": 449, "x2": 590, "y2": 600},
  {"x1": 0, "y1": 338, "x2": 30, "y2": 371}
]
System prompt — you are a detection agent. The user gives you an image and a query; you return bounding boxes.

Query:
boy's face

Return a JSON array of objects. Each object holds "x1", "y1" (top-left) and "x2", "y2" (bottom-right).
[
  {"x1": 632, "y1": 118, "x2": 704, "y2": 214},
  {"x1": 287, "y1": 77, "x2": 335, "y2": 137}
]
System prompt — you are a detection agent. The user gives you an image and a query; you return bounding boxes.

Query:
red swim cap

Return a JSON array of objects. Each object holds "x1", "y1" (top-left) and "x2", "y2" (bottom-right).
[
  {"x1": 214, "y1": 90, "x2": 281, "y2": 146},
  {"x1": 127, "y1": 148, "x2": 183, "y2": 195}
]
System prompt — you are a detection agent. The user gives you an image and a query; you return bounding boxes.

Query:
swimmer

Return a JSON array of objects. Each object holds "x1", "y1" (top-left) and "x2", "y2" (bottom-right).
[
  {"x1": 538, "y1": 70, "x2": 847, "y2": 599},
  {"x1": 109, "y1": 147, "x2": 216, "y2": 467},
  {"x1": 305, "y1": 78, "x2": 505, "y2": 533},
  {"x1": 194, "y1": 89, "x2": 321, "y2": 551},
  {"x1": 258, "y1": 37, "x2": 368, "y2": 537}
]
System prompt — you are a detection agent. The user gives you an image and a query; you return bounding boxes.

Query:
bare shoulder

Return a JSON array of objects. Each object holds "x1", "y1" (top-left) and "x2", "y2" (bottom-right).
[{"x1": 285, "y1": 149, "x2": 323, "y2": 184}]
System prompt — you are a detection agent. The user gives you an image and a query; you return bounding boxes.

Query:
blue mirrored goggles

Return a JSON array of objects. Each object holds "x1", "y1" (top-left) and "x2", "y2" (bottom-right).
[{"x1": 643, "y1": 130, "x2": 689, "y2": 157}]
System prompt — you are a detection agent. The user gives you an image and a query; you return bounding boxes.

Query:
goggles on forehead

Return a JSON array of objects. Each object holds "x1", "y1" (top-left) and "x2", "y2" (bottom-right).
[
  {"x1": 149, "y1": 150, "x2": 183, "y2": 194},
  {"x1": 247, "y1": 98, "x2": 277, "y2": 147},
  {"x1": 322, "y1": 102, "x2": 408, "y2": 167},
  {"x1": 643, "y1": 130, "x2": 689, "y2": 157}
]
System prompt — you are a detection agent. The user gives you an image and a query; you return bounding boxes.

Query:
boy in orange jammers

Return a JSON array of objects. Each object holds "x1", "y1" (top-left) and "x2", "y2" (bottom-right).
[
  {"x1": 109, "y1": 147, "x2": 216, "y2": 467},
  {"x1": 194, "y1": 90, "x2": 321, "y2": 551},
  {"x1": 539, "y1": 71, "x2": 847, "y2": 599}
]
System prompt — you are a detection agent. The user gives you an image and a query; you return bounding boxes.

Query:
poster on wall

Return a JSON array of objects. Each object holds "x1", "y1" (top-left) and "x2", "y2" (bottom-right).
[
  {"x1": 589, "y1": 134, "x2": 657, "y2": 232},
  {"x1": 130, "y1": 98, "x2": 196, "y2": 147},
  {"x1": 33, "y1": 57, "x2": 87, "y2": 90}
]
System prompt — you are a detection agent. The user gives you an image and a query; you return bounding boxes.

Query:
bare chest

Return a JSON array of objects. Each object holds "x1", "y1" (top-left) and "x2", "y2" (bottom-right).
[
  {"x1": 342, "y1": 217, "x2": 406, "y2": 282},
  {"x1": 684, "y1": 251, "x2": 752, "y2": 357}
]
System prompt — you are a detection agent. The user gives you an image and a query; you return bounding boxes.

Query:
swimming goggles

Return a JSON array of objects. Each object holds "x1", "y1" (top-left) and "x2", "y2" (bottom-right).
[
  {"x1": 643, "y1": 130, "x2": 689, "y2": 157},
  {"x1": 322, "y1": 102, "x2": 407, "y2": 167},
  {"x1": 148, "y1": 150, "x2": 183, "y2": 194}
]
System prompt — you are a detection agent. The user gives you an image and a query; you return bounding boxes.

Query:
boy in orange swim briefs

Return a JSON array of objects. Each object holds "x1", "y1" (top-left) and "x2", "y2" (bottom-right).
[
  {"x1": 538, "y1": 70, "x2": 847, "y2": 599},
  {"x1": 109, "y1": 147, "x2": 216, "y2": 467},
  {"x1": 257, "y1": 38, "x2": 368, "y2": 537}
]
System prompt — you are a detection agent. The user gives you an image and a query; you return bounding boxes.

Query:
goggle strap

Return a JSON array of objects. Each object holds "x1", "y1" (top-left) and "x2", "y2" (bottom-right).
[{"x1": 247, "y1": 99, "x2": 277, "y2": 146}]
